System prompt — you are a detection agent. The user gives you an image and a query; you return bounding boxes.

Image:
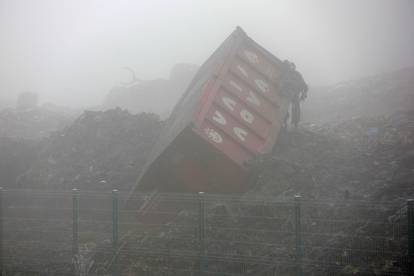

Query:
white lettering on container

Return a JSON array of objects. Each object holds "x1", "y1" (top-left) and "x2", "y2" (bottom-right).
[
  {"x1": 255, "y1": 79, "x2": 270, "y2": 94},
  {"x1": 205, "y1": 128, "x2": 223, "y2": 144},
  {"x1": 212, "y1": 110, "x2": 226, "y2": 125},
  {"x1": 244, "y1": 50, "x2": 259, "y2": 64},
  {"x1": 222, "y1": 97, "x2": 236, "y2": 112},
  {"x1": 237, "y1": 65, "x2": 248, "y2": 78},
  {"x1": 234, "y1": 127, "x2": 248, "y2": 142},
  {"x1": 240, "y1": 109, "x2": 254, "y2": 124},
  {"x1": 230, "y1": 80, "x2": 243, "y2": 92},
  {"x1": 246, "y1": 91, "x2": 261, "y2": 106}
]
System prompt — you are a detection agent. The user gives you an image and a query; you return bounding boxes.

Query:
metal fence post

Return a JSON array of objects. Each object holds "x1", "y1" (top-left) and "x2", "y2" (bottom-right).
[
  {"x1": 0, "y1": 187, "x2": 3, "y2": 276},
  {"x1": 198, "y1": 192, "x2": 207, "y2": 275},
  {"x1": 408, "y1": 199, "x2": 414, "y2": 275},
  {"x1": 294, "y1": 195, "x2": 303, "y2": 276},
  {"x1": 72, "y1": 188, "x2": 79, "y2": 275},
  {"x1": 112, "y1": 189, "x2": 119, "y2": 276}
]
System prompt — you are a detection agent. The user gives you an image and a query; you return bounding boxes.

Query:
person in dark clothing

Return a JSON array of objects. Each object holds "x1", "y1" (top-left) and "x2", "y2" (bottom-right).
[
  {"x1": 291, "y1": 94, "x2": 301, "y2": 128},
  {"x1": 280, "y1": 60, "x2": 308, "y2": 127},
  {"x1": 282, "y1": 110, "x2": 290, "y2": 130}
]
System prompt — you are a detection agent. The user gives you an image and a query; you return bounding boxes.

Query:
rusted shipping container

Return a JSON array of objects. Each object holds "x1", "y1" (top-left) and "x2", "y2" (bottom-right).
[{"x1": 131, "y1": 27, "x2": 294, "y2": 194}]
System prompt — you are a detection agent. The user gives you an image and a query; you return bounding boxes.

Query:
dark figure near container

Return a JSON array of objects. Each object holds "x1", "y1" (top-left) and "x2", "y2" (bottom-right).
[{"x1": 280, "y1": 60, "x2": 308, "y2": 128}]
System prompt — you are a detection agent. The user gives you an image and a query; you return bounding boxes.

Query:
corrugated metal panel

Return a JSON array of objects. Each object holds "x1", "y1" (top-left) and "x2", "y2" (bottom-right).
[
  {"x1": 130, "y1": 27, "x2": 294, "y2": 195},
  {"x1": 194, "y1": 29, "x2": 288, "y2": 167}
]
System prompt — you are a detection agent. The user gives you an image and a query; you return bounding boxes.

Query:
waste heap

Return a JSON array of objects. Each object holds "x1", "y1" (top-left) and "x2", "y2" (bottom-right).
[
  {"x1": 0, "y1": 105, "x2": 76, "y2": 140},
  {"x1": 89, "y1": 110, "x2": 413, "y2": 275},
  {"x1": 0, "y1": 136, "x2": 37, "y2": 189},
  {"x1": 0, "y1": 105, "x2": 76, "y2": 189},
  {"x1": 16, "y1": 108, "x2": 163, "y2": 192},
  {"x1": 302, "y1": 67, "x2": 414, "y2": 123}
]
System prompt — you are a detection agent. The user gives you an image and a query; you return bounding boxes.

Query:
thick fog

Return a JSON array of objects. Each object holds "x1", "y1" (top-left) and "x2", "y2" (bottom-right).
[{"x1": 1, "y1": 0, "x2": 413, "y2": 107}]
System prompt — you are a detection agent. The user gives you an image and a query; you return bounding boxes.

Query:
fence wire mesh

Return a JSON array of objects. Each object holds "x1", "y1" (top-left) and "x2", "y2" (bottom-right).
[{"x1": 0, "y1": 189, "x2": 410, "y2": 275}]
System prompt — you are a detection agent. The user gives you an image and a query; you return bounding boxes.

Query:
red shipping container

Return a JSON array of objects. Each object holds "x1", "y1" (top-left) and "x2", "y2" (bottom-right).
[{"x1": 131, "y1": 27, "x2": 293, "y2": 194}]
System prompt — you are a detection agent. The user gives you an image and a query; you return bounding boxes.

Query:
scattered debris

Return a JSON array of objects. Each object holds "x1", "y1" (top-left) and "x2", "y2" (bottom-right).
[
  {"x1": 252, "y1": 110, "x2": 414, "y2": 203},
  {"x1": 16, "y1": 108, "x2": 163, "y2": 192},
  {"x1": 91, "y1": 110, "x2": 413, "y2": 275},
  {"x1": 0, "y1": 136, "x2": 37, "y2": 189},
  {"x1": 1, "y1": 67, "x2": 413, "y2": 275},
  {"x1": 0, "y1": 105, "x2": 77, "y2": 140},
  {"x1": 302, "y1": 67, "x2": 414, "y2": 123}
]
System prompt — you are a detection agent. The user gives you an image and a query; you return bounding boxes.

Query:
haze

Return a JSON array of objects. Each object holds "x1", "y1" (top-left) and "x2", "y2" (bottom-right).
[{"x1": 1, "y1": 0, "x2": 413, "y2": 107}]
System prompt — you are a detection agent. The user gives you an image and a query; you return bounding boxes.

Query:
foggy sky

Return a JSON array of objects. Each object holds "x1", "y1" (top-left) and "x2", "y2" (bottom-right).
[{"x1": 1, "y1": 0, "x2": 413, "y2": 107}]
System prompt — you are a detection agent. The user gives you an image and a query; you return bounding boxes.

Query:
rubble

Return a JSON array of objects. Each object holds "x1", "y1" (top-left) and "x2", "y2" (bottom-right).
[
  {"x1": 250, "y1": 110, "x2": 414, "y2": 202},
  {"x1": 2, "y1": 105, "x2": 412, "y2": 275},
  {"x1": 302, "y1": 67, "x2": 414, "y2": 123},
  {"x1": 95, "y1": 110, "x2": 414, "y2": 275},
  {"x1": 0, "y1": 104, "x2": 78, "y2": 190},
  {"x1": 0, "y1": 136, "x2": 37, "y2": 189},
  {"x1": 16, "y1": 108, "x2": 163, "y2": 192},
  {"x1": 1, "y1": 67, "x2": 413, "y2": 274},
  {"x1": 0, "y1": 105, "x2": 77, "y2": 140}
]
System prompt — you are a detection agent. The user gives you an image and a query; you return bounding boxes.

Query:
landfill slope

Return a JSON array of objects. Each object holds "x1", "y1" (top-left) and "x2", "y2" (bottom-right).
[
  {"x1": 251, "y1": 111, "x2": 414, "y2": 202},
  {"x1": 98, "y1": 110, "x2": 413, "y2": 275},
  {"x1": 0, "y1": 105, "x2": 77, "y2": 140},
  {"x1": 0, "y1": 136, "x2": 37, "y2": 189},
  {"x1": 1, "y1": 66, "x2": 413, "y2": 275},
  {"x1": 302, "y1": 67, "x2": 414, "y2": 123},
  {"x1": 99, "y1": 66, "x2": 414, "y2": 275},
  {"x1": 0, "y1": 105, "x2": 77, "y2": 189},
  {"x1": 1, "y1": 108, "x2": 165, "y2": 275},
  {"x1": 16, "y1": 108, "x2": 163, "y2": 192}
]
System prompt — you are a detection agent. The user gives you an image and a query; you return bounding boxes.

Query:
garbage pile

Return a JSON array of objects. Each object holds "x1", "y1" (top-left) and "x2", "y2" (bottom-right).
[
  {"x1": 0, "y1": 105, "x2": 77, "y2": 140},
  {"x1": 302, "y1": 67, "x2": 414, "y2": 123},
  {"x1": 16, "y1": 108, "x2": 163, "y2": 192},
  {"x1": 0, "y1": 104, "x2": 76, "y2": 189},
  {"x1": 0, "y1": 136, "x2": 37, "y2": 189},
  {"x1": 94, "y1": 110, "x2": 414, "y2": 275},
  {"x1": 246, "y1": 111, "x2": 413, "y2": 274},
  {"x1": 2, "y1": 66, "x2": 413, "y2": 274},
  {"x1": 254, "y1": 110, "x2": 414, "y2": 202}
]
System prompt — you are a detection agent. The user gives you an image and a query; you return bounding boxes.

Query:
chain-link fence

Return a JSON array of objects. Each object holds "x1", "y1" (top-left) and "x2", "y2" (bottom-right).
[{"x1": 0, "y1": 188, "x2": 411, "y2": 275}]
